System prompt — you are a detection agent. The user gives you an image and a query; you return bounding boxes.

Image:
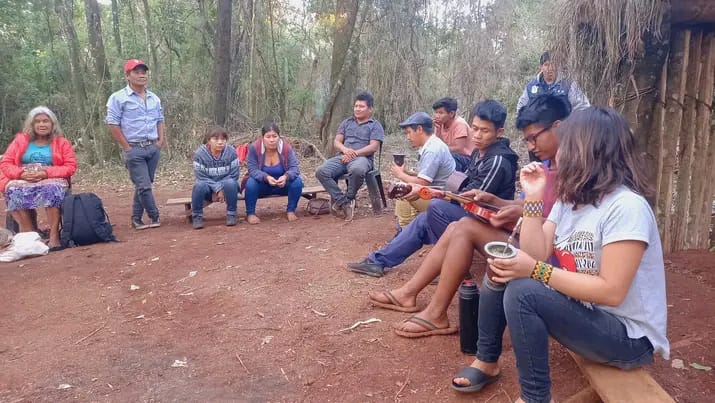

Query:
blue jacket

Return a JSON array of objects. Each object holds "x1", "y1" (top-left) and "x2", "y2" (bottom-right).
[
  {"x1": 193, "y1": 144, "x2": 239, "y2": 193},
  {"x1": 246, "y1": 138, "x2": 300, "y2": 182},
  {"x1": 517, "y1": 72, "x2": 590, "y2": 112}
]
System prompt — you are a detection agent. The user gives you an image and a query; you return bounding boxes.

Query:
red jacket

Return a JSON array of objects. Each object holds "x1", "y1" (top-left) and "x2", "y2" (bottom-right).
[{"x1": 0, "y1": 132, "x2": 77, "y2": 192}]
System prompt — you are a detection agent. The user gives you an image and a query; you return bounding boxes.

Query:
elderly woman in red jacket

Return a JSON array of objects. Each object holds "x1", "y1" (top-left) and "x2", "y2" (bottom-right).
[{"x1": 0, "y1": 107, "x2": 77, "y2": 250}]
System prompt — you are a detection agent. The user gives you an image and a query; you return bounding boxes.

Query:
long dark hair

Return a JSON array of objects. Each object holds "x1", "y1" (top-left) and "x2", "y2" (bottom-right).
[{"x1": 555, "y1": 107, "x2": 652, "y2": 207}]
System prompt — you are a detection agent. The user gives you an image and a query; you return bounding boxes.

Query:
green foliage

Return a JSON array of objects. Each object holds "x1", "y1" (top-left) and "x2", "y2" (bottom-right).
[{"x1": 0, "y1": 0, "x2": 554, "y2": 159}]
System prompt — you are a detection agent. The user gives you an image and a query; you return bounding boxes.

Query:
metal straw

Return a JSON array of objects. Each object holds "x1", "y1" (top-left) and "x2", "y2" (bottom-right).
[{"x1": 503, "y1": 217, "x2": 523, "y2": 254}]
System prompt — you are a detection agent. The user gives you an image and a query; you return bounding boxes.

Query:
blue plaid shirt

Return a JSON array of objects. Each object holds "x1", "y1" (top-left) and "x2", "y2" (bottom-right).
[{"x1": 105, "y1": 86, "x2": 164, "y2": 142}]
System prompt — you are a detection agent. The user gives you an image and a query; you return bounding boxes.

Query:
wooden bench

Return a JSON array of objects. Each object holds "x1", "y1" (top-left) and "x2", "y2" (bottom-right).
[
  {"x1": 166, "y1": 185, "x2": 327, "y2": 223},
  {"x1": 564, "y1": 350, "x2": 673, "y2": 403}
]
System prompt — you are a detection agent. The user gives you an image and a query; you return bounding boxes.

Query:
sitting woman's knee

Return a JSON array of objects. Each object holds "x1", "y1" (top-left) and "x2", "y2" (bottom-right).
[
  {"x1": 289, "y1": 176, "x2": 304, "y2": 190},
  {"x1": 221, "y1": 179, "x2": 239, "y2": 193},
  {"x1": 503, "y1": 278, "x2": 545, "y2": 311},
  {"x1": 244, "y1": 177, "x2": 260, "y2": 193}
]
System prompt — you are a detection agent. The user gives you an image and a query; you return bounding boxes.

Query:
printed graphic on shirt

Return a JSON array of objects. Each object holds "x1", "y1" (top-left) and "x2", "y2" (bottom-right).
[
  {"x1": 25, "y1": 151, "x2": 52, "y2": 166},
  {"x1": 553, "y1": 230, "x2": 597, "y2": 275}
]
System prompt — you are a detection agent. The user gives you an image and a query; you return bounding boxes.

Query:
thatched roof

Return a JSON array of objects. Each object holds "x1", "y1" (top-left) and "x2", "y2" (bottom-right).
[{"x1": 550, "y1": 0, "x2": 715, "y2": 103}]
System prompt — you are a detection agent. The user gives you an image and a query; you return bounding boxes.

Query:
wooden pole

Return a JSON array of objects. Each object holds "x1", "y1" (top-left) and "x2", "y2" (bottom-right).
[
  {"x1": 659, "y1": 29, "x2": 691, "y2": 252},
  {"x1": 690, "y1": 34, "x2": 715, "y2": 248},
  {"x1": 672, "y1": 30, "x2": 703, "y2": 250}
]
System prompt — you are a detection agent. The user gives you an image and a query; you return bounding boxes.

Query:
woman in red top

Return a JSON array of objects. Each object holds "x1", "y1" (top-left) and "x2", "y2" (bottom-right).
[{"x1": 0, "y1": 107, "x2": 77, "y2": 250}]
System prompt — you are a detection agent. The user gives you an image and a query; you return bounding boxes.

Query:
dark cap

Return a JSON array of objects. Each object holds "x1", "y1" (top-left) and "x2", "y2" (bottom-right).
[
  {"x1": 399, "y1": 112, "x2": 433, "y2": 129},
  {"x1": 539, "y1": 51, "x2": 550, "y2": 65}
]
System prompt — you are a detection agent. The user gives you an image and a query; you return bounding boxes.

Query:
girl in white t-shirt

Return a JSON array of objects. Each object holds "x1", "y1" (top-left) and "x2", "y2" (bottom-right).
[{"x1": 451, "y1": 107, "x2": 669, "y2": 403}]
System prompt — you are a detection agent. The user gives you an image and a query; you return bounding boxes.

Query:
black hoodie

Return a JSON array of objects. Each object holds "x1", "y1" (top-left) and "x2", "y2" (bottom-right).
[{"x1": 461, "y1": 137, "x2": 519, "y2": 200}]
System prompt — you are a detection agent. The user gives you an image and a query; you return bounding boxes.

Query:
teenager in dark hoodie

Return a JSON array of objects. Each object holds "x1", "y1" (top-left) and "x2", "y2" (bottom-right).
[
  {"x1": 192, "y1": 126, "x2": 240, "y2": 229},
  {"x1": 244, "y1": 122, "x2": 303, "y2": 224},
  {"x1": 347, "y1": 99, "x2": 518, "y2": 277}
]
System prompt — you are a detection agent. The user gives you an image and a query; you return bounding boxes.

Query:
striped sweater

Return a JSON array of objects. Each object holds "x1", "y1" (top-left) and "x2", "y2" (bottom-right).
[
  {"x1": 193, "y1": 144, "x2": 239, "y2": 193},
  {"x1": 462, "y1": 137, "x2": 518, "y2": 200}
]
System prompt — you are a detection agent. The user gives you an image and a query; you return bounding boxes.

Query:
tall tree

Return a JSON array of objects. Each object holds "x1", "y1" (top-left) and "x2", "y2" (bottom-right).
[
  {"x1": 214, "y1": 0, "x2": 233, "y2": 126},
  {"x1": 140, "y1": 0, "x2": 159, "y2": 79},
  {"x1": 85, "y1": 0, "x2": 112, "y2": 98},
  {"x1": 57, "y1": 0, "x2": 93, "y2": 161},
  {"x1": 111, "y1": 0, "x2": 122, "y2": 54},
  {"x1": 319, "y1": 0, "x2": 362, "y2": 154}
]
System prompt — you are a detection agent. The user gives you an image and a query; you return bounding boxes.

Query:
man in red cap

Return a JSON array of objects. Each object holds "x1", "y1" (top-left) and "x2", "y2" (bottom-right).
[{"x1": 105, "y1": 59, "x2": 165, "y2": 230}]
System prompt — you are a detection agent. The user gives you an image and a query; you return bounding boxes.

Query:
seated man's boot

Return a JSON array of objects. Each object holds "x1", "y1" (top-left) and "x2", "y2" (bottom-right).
[{"x1": 347, "y1": 259, "x2": 385, "y2": 277}]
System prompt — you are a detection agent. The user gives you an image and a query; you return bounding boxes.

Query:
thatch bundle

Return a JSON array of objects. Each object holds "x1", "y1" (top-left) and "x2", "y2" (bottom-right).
[{"x1": 549, "y1": 0, "x2": 666, "y2": 105}]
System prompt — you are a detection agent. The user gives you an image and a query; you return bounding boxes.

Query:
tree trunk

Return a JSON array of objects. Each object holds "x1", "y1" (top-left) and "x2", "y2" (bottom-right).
[
  {"x1": 140, "y1": 0, "x2": 159, "y2": 80},
  {"x1": 319, "y1": 0, "x2": 361, "y2": 155},
  {"x1": 686, "y1": 32, "x2": 715, "y2": 248},
  {"x1": 266, "y1": 0, "x2": 287, "y2": 123},
  {"x1": 214, "y1": 0, "x2": 233, "y2": 126},
  {"x1": 85, "y1": 0, "x2": 112, "y2": 99},
  {"x1": 672, "y1": 30, "x2": 704, "y2": 250},
  {"x1": 659, "y1": 29, "x2": 691, "y2": 253},
  {"x1": 56, "y1": 0, "x2": 91, "y2": 157},
  {"x1": 196, "y1": 0, "x2": 215, "y2": 58},
  {"x1": 672, "y1": 0, "x2": 715, "y2": 24},
  {"x1": 111, "y1": 0, "x2": 122, "y2": 54}
]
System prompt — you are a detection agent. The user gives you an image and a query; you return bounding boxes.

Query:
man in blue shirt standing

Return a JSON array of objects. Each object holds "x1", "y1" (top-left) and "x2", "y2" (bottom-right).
[
  {"x1": 105, "y1": 59, "x2": 165, "y2": 230},
  {"x1": 316, "y1": 91, "x2": 384, "y2": 221}
]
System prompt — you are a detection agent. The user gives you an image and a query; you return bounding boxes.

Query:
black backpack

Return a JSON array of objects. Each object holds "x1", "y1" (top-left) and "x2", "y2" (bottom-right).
[{"x1": 60, "y1": 193, "x2": 118, "y2": 247}]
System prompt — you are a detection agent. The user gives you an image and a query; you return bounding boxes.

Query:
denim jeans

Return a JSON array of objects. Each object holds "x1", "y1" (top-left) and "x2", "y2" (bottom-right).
[
  {"x1": 243, "y1": 176, "x2": 304, "y2": 215},
  {"x1": 191, "y1": 179, "x2": 239, "y2": 217},
  {"x1": 453, "y1": 152, "x2": 471, "y2": 173},
  {"x1": 124, "y1": 143, "x2": 160, "y2": 220},
  {"x1": 477, "y1": 277, "x2": 654, "y2": 403},
  {"x1": 315, "y1": 155, "x2": 372, "y2": 206},
  {"x1": 368, "y1": 200, "x2": 467, "y2": 267}
]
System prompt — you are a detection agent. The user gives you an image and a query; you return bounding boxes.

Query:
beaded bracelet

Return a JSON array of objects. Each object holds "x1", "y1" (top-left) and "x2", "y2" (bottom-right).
[
  {"x1": 523, "y1": 200, "x2": 544, "y2": 217},
  {"x1": 531, "y1": 261, "x2": 553, "y2": 284}
]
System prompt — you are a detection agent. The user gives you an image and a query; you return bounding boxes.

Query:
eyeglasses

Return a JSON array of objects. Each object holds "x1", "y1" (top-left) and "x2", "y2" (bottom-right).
[{"x1": 522, "y1": 125, "x2": 552, "y2": 145}]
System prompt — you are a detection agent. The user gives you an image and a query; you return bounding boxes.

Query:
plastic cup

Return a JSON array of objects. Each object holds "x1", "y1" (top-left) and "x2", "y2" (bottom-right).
[
  {"x1": 392, "y1": 154, "x2": 406, "y2": 166},
  {"x1": 483, "y1": 241, "x2": 517, "y2": 280}
]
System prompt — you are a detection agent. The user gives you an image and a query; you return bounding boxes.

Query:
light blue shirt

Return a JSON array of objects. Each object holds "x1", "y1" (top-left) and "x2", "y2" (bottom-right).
[
  {"x1": 416, "y1": 134, "x2": 455, "y2": 187},
  {"x1": 105, "y1": 85, "x2": 164, "y2": 142},
  {"x1": 22, "y1": 142, "x2": 53, "y2": 166}
]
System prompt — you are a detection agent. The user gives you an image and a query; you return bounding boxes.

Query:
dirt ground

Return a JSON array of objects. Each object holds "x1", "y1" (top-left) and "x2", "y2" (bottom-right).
[{"x1": 1, "y1": 176, "x2": 714, "y2": 402}]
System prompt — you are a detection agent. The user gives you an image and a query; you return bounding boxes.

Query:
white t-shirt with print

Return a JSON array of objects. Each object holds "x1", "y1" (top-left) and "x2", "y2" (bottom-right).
[{"x1": 547, "y1": 186, "x2": 669, "y2": 359}]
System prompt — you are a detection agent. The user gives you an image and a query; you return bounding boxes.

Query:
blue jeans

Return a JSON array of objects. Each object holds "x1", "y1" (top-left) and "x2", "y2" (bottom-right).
[
  {"x1": 477, "y1": 277, "x2": 654, "y2": 403},
  {"x1": 191, "y1": 179, "x2": 239, "y2": 217},
  {"x1": 453, "y1": 153, "x2": 471, "y2": 173},
  {"x1": 244, "y1": 176, "x2": 304, "y2": 215},
  {"x1": 124, "y1": 144, "x2": 160, "y2": 220},
  {"x1": 368, "y1": 200, "x2": 467, "y2": 267},
  {"x1": 315, "y1": 155, "x2": 372, "y2": 206}
]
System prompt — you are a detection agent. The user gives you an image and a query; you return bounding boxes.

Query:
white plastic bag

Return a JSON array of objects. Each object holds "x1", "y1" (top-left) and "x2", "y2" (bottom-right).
[{"x1": 0, "y1": 232, "x2": 49, "y2": 262}]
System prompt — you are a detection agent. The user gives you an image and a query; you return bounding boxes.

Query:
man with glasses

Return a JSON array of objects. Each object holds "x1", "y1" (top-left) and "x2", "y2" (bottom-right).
[{"x1": 365, "y1": 94, "x2": 572, "y2": 338}]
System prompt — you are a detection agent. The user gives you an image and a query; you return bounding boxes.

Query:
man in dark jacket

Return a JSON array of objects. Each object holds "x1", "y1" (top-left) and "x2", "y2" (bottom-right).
[{"x1": 347, "y1": 100, "x2": 518, "y2": 277}]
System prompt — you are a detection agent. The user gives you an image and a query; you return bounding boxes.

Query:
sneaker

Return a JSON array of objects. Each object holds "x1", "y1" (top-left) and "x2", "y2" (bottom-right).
[
  {"x1": 226, "y1": 215, "x2": 238, "y2": 226},
  {"x1": 343, "y1": 199, "x2": 356, "y2": 221},
  {"x1": 347, "y1": 259, "x2": 385, "y2": 277},
  {"x1": 132, "y1": 218, "x2": 150, "y2": 230},
  {"x1": 149, "y1": 217, "x2": 161, "y2": 228},
  {"x1": 192, "y1": 216, "x2": 204, "y2": 229},
  {"x1": 331, "y1": 201, "x2": 345, "y2": 217}
]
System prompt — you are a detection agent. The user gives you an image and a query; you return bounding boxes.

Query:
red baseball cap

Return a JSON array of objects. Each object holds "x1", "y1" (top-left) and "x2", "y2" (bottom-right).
[{"x1": 124, "y1": 59, "x2": 148, "y2": 73}]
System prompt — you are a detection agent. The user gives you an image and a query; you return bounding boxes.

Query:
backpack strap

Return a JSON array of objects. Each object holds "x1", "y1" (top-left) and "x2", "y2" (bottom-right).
[{"x1": 60, "y1": 195, "x2": 77, "y2": 247}]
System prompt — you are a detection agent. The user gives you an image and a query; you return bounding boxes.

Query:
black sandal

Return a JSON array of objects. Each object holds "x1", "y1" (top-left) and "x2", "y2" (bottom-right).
[
  {"x1": 451, "y1": 366, "x2": 501, "y2": 393},
  {"x1": 49, "y1": 245, "x2": 65, "y2": 252}
]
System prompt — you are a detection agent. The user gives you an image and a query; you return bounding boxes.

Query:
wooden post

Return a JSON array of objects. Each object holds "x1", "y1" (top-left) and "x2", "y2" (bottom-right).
[
  {"x1": 659, "y1": 29, "x2": 691, "y2": 252},
  {"x1": 691, "y1": 35, "x2": 715, "y2": 249},
  {"x1": 672, "y1": 30, "x2": 704, "y2": 251}
]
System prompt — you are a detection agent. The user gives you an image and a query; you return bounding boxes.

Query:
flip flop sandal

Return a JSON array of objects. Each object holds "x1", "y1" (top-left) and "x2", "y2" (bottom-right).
[
  {"x1": 369, "y1": 291, "x2": 420, "y2": 313},
  {"x1": 393, "y1": 316, "x2": 458, "y2": 338},
  {"x1": 49, "y1": 245, "x2": 65, "y2": 252},
  {"x1": 450, "y1": 366, "x2": 502, "y2": 393}
]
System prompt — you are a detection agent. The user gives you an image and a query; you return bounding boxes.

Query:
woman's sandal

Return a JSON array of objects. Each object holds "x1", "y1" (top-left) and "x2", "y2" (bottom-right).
[
  {"x1": 393, "y1": 316, "x2": 458, "y2": 338},
  {"x1": 368, "y1": 291, "x2": 420, "y2": 313},
  {"x1": 450, "y1": 366, "x2": 501, "y2": 393},
  {"x1": 49, "y1": 245, "x2": 65, "y2": 252}
]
